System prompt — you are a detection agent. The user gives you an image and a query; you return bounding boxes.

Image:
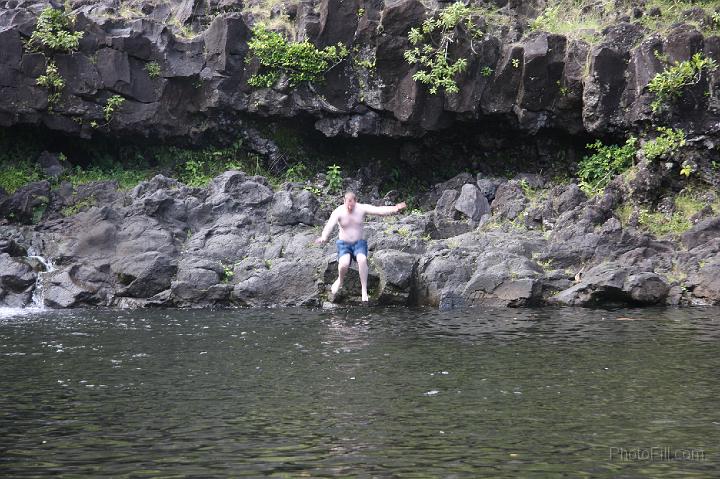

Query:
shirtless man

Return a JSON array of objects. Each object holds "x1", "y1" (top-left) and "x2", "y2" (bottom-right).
[{"x1": 315, "y1": 191, "x2": 406, "y2": 302}]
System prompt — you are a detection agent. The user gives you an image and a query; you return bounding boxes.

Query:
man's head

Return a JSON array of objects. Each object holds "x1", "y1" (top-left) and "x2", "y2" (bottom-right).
[{"x1": 344, "y1": 191, "x2": 357, "y2": 212}]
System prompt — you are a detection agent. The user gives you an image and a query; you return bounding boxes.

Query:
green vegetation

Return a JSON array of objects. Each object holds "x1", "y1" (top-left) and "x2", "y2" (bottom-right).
[
  {"x1": 36, "y1": 61, "x2": 65, "y2": 107},
  {"x1": 616, "y1": 186, "x2": 720, "y2": 237},
  {"x1": 221, "y1": 263, "x2": 235, "y2": 283},
  {"x1": 60, "y1": 164, "x2": 149, "y2": 190},
  {"x1": 480, "y1": 66, "x2": 493, "y2": 77},
  {"x1": 403, "y1": 2, "x2": 482, "y2": 95},
  {"x1": 32, "y1": 196, "x2": 49, "y2": 224},
  {"x1": 61, "y1": 196, "x2": 96, "y2": 217},
  {"x1": 648, "y1": 52, "x2": 717, "y2": 113},
  {"x1": 642, "y1": 127, "x2": 686, "y2": 161},
  {"x1": 326, "y1": 164, "x2": 342, "y2": 192},
  {"x1": 285, "y1": 162, "x2": 308, "y2": 182},
  {"x1": 169, "y1": 17, "x2": 197, "y2": 39},
  {"x1": 28, "y1": 7, "x2": 84, "y2": 53},
  {"x1": 0, "y1": 161, "x2": 41, "y2": 193},
  {"x1": 529, "y1": 0, "x2": 603, "y2": 43},
  {"x1": 104, "y1": 95, "x2": 126, "y2": 122},
  {"x1": 145, "y1": 61, "x2": 162, "y2": 79},
  {"x1": 577, "y1": 137, "x2": 637, "y2": 195},
  {"x1": 241, "y1": 0, "x2": 298, "y2": 34},
  {"x1": 639, "y1": 0, "x2": 720, "y2": 36},
  {"x1": 246, "y1": 24, "x2": 348, "y2": 88}
]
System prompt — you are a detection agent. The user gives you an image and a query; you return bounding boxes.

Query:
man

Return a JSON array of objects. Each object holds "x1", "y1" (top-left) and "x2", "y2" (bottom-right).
[{"x1": 315, "y1": 191, "x2": 406, "y2": 302}]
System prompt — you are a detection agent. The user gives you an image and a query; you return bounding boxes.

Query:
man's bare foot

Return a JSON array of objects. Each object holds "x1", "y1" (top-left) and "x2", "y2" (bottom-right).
[{"x1": 331, "y1": 278, "x2": 342, "y2": 295}]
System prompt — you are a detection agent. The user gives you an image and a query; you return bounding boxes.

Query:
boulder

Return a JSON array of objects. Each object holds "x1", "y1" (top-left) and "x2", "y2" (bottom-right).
[
  {"x1": 454, "y1": 184, "x2": 490, "y2": 221},
  {"x1": 687, "y1": 260, "x2": 720, "y2": 305},
  {"x1": 0, "y1": 253, "x2": 36, "y2": 307},
  {"x1": 0, "y1": 180, "x2": 51, "y2": 224},
  {"x1": 373, "y1": 250, "x2": 418, "y2": 305},
  {"x1": 267, "y1": 189, "x2": 321, "y2": 226},
  {"x1": 682, "y1": 216, "x2": 720, "y2": 250},
  {"x1": 491, "y1": 181, "x2": 527, "y2": 220},
  {"x1": 549, "y1": 262, "x2": 669, "y2": 306}
]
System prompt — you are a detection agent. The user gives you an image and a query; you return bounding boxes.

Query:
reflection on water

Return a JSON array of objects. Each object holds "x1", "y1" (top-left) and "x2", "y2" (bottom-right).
[{"x1": 1, "y1": 306, "x2": 718, "y2": 477}]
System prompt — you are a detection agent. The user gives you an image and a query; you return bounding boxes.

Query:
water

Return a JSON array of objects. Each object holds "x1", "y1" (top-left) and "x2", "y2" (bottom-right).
[
  {"x1": 27, "y1": 253, "x2": 54, "y2": 309},
  {"x1": 1, "y1": 306, "x2": 718, "y2": 477}
]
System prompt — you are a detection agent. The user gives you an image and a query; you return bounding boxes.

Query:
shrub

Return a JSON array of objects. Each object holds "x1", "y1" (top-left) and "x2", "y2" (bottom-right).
[
  {"x1": 577, "y1": 137, "x2": 637, "y2": 194},
  {"x1": 0, "y1": 162, "x2": 41, "y2": 193},
  {"x1": 285, "y1": 162, "x2": 308, "y2": 182},
  {"x1": 246, "y1": 23, "x2": 348, "y2": 88},
  {"x1": 104, "y1": 95, "x2": 126, "y2": 122},
  {"x1": 145, "y1": 61, "x2": 162, "y2": 79},
  {"x1": 36, "y1": 61, "x2": 65, "y2": 107},
  {"x1": 28, "y1": 7, "x2": 84, "y2": 53},
  {"x1": 529, "y1": 1, "x2": 602, "y2": 42},
  {"x1": 648, "y1": 52, "x2": 717, "y2": 113},
  {"x1": 642, "y1": 127, "x2": 686, "y2": 161},
  {"x1": 326, "y1": 164, "x2": 342, "y2": 192},
  {"x1": 403, "y1": 2, "x2": 483, "y2": 94}
]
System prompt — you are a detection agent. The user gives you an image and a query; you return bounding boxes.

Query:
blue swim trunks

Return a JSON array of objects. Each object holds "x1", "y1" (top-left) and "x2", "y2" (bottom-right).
[{"x1": 336, "y1": 239, "x2": 368, "y2": 263}]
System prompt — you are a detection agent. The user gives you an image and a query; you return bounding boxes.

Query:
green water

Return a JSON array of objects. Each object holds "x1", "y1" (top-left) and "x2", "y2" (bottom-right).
[{"x1": 1, "y1": 306, "x2": 718, "y2": 477}]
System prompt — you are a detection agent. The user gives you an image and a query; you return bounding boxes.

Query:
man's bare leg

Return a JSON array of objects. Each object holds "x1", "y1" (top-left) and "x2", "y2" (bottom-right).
[
  {"x1": 356, "y1": 253, "x2": 369, "y2": 302},
  {"x1": 332, "y1": 254, "x2": 352, "y2": 295}
]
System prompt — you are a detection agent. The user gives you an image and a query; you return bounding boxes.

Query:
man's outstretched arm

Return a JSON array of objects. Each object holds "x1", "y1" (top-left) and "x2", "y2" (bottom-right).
[
  {"x1": 360, "y1": 202, "x2": 407, "y2": 216},
  {"x1": 315, "y1": 208, "x2": 340, "y2": 243}
]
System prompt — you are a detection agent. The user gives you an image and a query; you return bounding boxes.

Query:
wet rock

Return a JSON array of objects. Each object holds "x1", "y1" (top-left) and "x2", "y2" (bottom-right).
[
  {"x1": 0, "y1": 238, "x2": 27, "y2": 257},
  {"x1": 0, "y1": 253, "x2": 36, "y2": 307},
  {"x1": 687, "y1": 259, "x2": 720, "y2": 305},
  {"x1": 113, "y1": 252, "x2": 177, "y2": 298},
  {"x1": 373, "y1": 250, "x2": 418, "y2": 305},
  {"x1": 43, "y1": 263, "x2": 110, "y2": 308},
  {"x1": 549, "y1": 262, "x2": 669, "y2": 306},
  {"x1": 463, "y1": 252, "x2": 543, "y2": 306},
  {"x1": 234, "y1": 258, "x2": 322, "y2": 306}
]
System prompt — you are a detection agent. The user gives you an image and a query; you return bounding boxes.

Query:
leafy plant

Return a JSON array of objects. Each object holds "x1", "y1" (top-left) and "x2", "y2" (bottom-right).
[
  {"x1": 326, "y1": 164, "x2": 342, "y2": 192},
  {"x1": 60, "y1": 164, "x2": 148, "y2": 190},
  {"x1": 221, "y1": 263, "x2": 235, "y2": 283},
  {"x1": 528, "y1": 0, "x2": 602, "y2": 43},
  {"x1": 28, "y1": 7, "x2": 84, "y2": 53},
  {"x1": 246, "y1": 23, "x2": 348, "y2": 88},
  {"x1": 480, "y1": 66, "x2": 493, "y2": 77},
  {"x1": 679, "y1": 162, "x2": 694, "y2": 177},
  {"x1": 145, "y1": 61, "x2": 162, "y2": 79},
  {"x1": 104, "y1": 95, "x2": 126, "y2": 122},
  {"x1": 285, "y1": 162, "x2": 308, "y2": 182},
  {"x1": 37, "y1": 61, "x2": 65, "y2": 107},
  {"x1": 648, "y1": 52, "x2": 718, "y2": 113},
  {"x1": 577, "y1": 137, "x2": 637, "y2": 194},
  {"x1": 642, "y1": 127, "x2": 686, "y2": 161},
  {"x1": 61, "y1": 196, "x2": 96, "y2": 217},
  {"x1": 403, "y1": 2, "x2": 484, "y2": 94},
  {"x1": 511, "y1": 58, "x2": 520, "y2": 68},
  {"x1": 0, "y1": 162, "x2": 41, "y2": 193}
]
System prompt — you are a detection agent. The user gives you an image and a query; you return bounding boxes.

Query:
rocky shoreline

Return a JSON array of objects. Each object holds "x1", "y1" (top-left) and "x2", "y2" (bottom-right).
[
  {"x1": 1, "y1": 0, "x2": 720, "y2": 310},
  {"x1": 1, "y1": 167, "x2": 719, "y2": 310}
]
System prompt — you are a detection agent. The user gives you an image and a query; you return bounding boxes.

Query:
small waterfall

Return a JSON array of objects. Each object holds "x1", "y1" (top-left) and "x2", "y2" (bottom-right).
[{"x1": 28, "y1": 249, "x2": 55, "y2": 309}]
